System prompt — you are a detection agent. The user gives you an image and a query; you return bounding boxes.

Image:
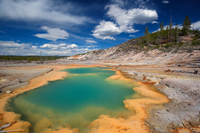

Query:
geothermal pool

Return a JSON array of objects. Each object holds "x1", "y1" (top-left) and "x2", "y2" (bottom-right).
[{"x1": 8, "y1": 67, "x2": 135, "y2": 132}]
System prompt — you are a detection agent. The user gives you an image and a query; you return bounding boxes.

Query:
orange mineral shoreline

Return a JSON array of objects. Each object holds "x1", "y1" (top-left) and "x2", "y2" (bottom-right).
[
  {"x1": 0, "y1": 64, "x2": 169, "y2": 133},
  {"x1": 88, "y1": 69, "x2": 169, "y2": 133}
]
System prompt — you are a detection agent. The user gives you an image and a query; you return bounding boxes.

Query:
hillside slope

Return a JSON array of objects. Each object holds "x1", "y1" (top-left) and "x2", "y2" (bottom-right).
[{"x1": 63, "y1": 33, "x2": 200, "y2": 67}]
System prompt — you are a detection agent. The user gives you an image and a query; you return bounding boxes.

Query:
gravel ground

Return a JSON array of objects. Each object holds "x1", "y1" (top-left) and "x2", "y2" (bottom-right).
[
  {"x1": 147, "y1": 78, "x2": 200, "y2": 133},
  {"x1": 0, "y1": 67, "x2": 53, "y2": 94}
]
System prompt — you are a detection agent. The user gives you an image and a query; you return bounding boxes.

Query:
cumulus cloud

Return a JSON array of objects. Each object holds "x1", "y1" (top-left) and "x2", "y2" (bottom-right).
[
  {"x1": 0, "y1": 41, "x2": 38, "y2": 55},
  {"x1": 92, "y1": 4, "x2": 157, "y2": 40},
  {"x1": 192, "y1": 21, "x2": 200, "y2": 30},
  {"x1": 32, "y1": 46, "x2": 38, "y2": 49},
  {"x1": 106, "y1": 4, "x2": 158, "y2": 25},
  {"x1": 0, "y1": 41, "x2": 30, "y2": 48},
  {"x1": 85, "y1": 39, "x2": 97, "y2": 44},
  {"x1": 153, "y1": 24, "x2": 183, "y2": 33},
  {"x1": 0, "y1": 41, "x2": 91, "y2": 56},
  {"x1": 40, "y1": 43, "x2": 78, "y2": 50},
  {"x1": 151, "y1": 21, "x2": 159, "y2": 24},
  {"x1": 129, "y1": 35, "x2": 135, "y2": 37},
  {"x1": 160, "y1": 21, "x2": 200, "y2": 31},
  {"x1": 67, "y1": 44, "x2": 78, "y2": 49},
  {"x1": 162, "y1": 0, "x2": 169, "y2": 4},
  {"x1": 92, "y1": 20, "x2": 122, "y2": 40},
  {"x1": 0, "y1": 0, "x2": 93, "y2": 25},
  {"x1": 34, "y1": 26, "x2": 69, "y2": 41},
  {"x1": 39, "y1": 43, "x2": 89, "y2": 55},
  {"x1": 43, "y1": 47, "x2": 89, "y2": 56}
]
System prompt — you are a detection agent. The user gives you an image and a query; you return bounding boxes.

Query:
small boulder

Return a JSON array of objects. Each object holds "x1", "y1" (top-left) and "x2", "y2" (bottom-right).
[
  {"x1": 164, "y1": 69, "x2": 172, "y2": 72},
  {"x1": 193, "y1": 69, "x2": 198, "y2": 74},
  {"x1": 6, "y1": 90, "x2": 12, "y2": 94}
]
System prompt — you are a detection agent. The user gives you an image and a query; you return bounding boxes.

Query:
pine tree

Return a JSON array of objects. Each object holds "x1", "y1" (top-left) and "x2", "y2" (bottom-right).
[
  {"x1": 169, "y1": 21, "x2": 173, "y2": 38},
  {"x1": 160, "y1": 22, "x2": 164, "y2": 38},
  {"x1": 157, "y1": 25, "x2": 160, "y2": 44},
  {"x1": 144, "y1": 26, "x2": 150, "y2": 44},
  {"x1": 166, "y1": 26, "x2": 169, "y2": 39},
  {"x1": 182, "y1": 15, "x2": 191, "y2": 35},
  {"x1": 174, "y1": 24, "x2": 179, "y2": 42}
]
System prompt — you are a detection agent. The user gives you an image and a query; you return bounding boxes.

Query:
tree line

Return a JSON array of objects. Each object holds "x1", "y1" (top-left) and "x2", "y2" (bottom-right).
[
  {"x1": 0, "y1": 55, "x2": 66, "y2": 62},
  {"x1": 143, "y1": 15, "x2": 199, "y2": 45}
]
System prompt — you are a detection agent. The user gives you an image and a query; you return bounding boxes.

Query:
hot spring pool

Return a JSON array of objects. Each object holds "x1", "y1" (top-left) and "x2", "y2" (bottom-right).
[{"x1": 8, "y1": 67, "x2": 135, "y2": 132}]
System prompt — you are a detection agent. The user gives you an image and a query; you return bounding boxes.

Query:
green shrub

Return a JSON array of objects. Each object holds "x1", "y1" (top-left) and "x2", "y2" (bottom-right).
[
  {"x1": 156, "y1": 45, "x2": 160, "y2": 49},
  {"x1": 192, "y1": 40, "x2": 200, "y2": 46},
  {"x1": 116, "y1": 49, "x2": 121, "y2": 52},
  {"x1": 178, "y1": 42, "x2": 184, "y2": 47},
  {"x1": 164, "y1": 43, "x2": 173, "y2": 48},
  {"x1": 192, "y1": 34, "x2": 200, "y2": 40}
]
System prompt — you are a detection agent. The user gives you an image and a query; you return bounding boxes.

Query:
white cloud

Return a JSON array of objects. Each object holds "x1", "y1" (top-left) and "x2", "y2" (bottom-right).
[
  {"x1": 192, "y1": 21, "x2": 200, "y2": 30},
  {"x1": 43, "y1": 47, "x2": 90, "y2": 56},
  {"x1": 92, "y1": 20, "x2": 122, "y2": 40},
  {"x1": 0, "y1": 41, "x2": 91, "y2": 56},
  {"x1": 32, "y1": 46, "x2": 38, "y2": 49},
  {"x1": 0, "y1": 41, "x2": 39, "y2": 55},
  {"x1": 0, "y1": 41, "x2": 30, "y2": 48},
  {"x1": 40, "y1": 43, "x2": 89, "y2": 55},
  {"x1": 85, "y1": 39, "x2": 97, "y2": 44},
  {"x1": 67, "y1": 44, "x2": 78, "y2": 49},
  {"x1": 159, "y1": 21, "x2": 200, "y2": 31},
  {"x1": 59, "y1": 43, "x2": 67, "y2": 47},
  {"x1": 106, "y1": 4, "x2": 158, "y2": 26},
  {"x1": 165, "y1": 25, "x2": 183, "y2": 30},
  {"x1": 0, "y1": 0, "x2": 93, "y2": 25},
  {"x1": 92, "y1": 4, "x2": 157, "y2": 40},
  {"x1": 40, "y1": 43, "x2": 78, "y2": 50},
  {"x1": 162, "y1": 0, "x2": 169, "y2": 4},
  {"x1": 34, "y1": 26, "x2": 69, "y2": 41},
  {"x1": 153, "y1": 24, "x2": 183, "y2": 33},
  {"x1": 129, "y1": 35, "x2": 135, "y2": 37},
  {"x1": 151, "y1": 21, "x2": 159, "y2": 24},
  {"x1": 40, "y1": 44, "x2": 58, "y2": 49}
]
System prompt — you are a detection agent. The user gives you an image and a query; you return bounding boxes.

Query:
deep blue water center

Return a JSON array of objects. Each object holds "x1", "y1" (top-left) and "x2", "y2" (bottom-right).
[{"x1": 9, "y1": 67, "x2": 135, "y2": 132}]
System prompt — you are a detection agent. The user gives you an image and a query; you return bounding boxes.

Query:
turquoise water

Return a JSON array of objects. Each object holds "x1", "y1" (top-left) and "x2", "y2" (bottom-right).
[{"x1": 8, "y1": 67, "x2": 135, "y2": 133}]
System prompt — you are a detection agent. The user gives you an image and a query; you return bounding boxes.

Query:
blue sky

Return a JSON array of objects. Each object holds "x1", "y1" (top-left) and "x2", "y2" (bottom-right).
[{"x1": 0, "y1": 0, "x2": 200, "y2": 56}]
